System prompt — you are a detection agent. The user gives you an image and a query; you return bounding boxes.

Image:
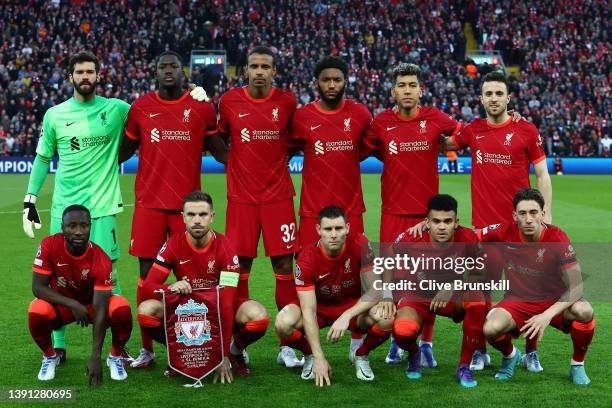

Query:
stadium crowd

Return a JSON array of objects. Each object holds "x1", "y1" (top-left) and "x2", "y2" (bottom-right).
[{"x1": 0, "y1": 0, "x2": 609, "y2": 157}]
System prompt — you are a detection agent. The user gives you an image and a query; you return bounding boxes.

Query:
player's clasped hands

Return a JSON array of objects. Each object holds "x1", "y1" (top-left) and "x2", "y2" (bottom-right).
[
  {"x1": 314, "y1": 357, "x2": 332, "y2": 387},
  {"x1": 169, "y1": 277, "x2": 192, "y2": 294},
  {"x1": 521, "y1": 312, "x2": 552, "y2": 341},
  {"x1": 213, "y1": 357, "x2": 233, "y2": 384}
]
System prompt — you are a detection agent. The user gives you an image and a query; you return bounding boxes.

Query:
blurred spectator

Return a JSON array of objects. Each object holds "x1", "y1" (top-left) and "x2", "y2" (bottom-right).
[
  {"x1": 600, "y1": 134, "x2": 612, "y2": 157},
  {"x1": 553, "y1": 155, "x2": 563, "y2": 175}
]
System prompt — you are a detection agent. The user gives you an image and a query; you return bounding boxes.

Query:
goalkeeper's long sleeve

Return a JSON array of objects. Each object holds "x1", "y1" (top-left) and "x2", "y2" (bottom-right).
[{"x1": 26, "y1": 154, "x2": 51, "y2": 196}]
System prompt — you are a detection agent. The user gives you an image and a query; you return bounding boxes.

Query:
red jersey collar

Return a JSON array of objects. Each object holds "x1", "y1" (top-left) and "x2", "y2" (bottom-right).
[
  {"x1": 312, "y1": 99, "x2": 346, "y2": 115},
  {"x1": 185, "y1": 231, "x2": 216, "y2": 254},
  {"x1": 485, "y1": 116, "x2": 512, "y2": 129},
  {"x1": 394, "y1": 106, "x2": 421, "y2": 121},
  {"x1": 154, "y1": 91, "x2": 190, "y2": 105},
  {"x1": 318, "y1": 240, "x2": 347, "y2": 260},
  {"x1": 63, "y1": 240, "x2": 91, "y2": 261},
  {"x1": 242, "y1": 87, "x2": 276, "y2": 103}
]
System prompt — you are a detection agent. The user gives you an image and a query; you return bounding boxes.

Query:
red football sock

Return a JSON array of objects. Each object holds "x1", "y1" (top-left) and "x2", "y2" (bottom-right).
[
  {"x1": 489, "y1": 334, "x2": 514, "y2": 356},
  {"x1": 355, "y1": 324, "x2": 392, "y2": 356},
  {"x1": 525, "y1": 337, "x2": 538, "y2": 353},
  {"x1": 570, "y1": 319, "x2": 595, "y2": 363},
  {"x1": 137, "y1": 314, "x2": 166, "y2": 345},
  {"x1": 234, "y1": 316, "x2": 270, "y2": 350},
  {"x1": 28, "y1": 299, "x2": 56, "y2": 357},
  {"x1": 108, "y1": 296, "x2": 133, "y2": 356},
  {"x1": 280, "y1": 329, "x2": 312, "y2": 355},
  {"x1": 420, "y1": 315, "x2": 436, "y2": 343},
  {"x1": 274, "y1": 274, "x2": 298, "y2": 310},
  {"x1": 137, "y1": 280, "x2": 153, "y2": 352},
  {"x1": 393, "y1": 319, "x2": 421, "y2": 355},
  {"x1": 460, "y1": 300, "x2": 486, "y2": 365},
  {"x1": 476, "y1": 297, "x2": 493, "y2": 351}
]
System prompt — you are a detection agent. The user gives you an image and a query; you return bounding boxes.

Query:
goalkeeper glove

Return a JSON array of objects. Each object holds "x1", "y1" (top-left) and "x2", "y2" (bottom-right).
[
  {"x1": 189, "y1": 85, "x2": 209, "y2": 102},
  {"x1": 23, "y1": 194, "x2": 42, "y2": 239}
]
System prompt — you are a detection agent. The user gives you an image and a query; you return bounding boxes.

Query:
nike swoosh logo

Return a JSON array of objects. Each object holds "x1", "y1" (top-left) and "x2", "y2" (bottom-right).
[
  {"x1": 66, "y1": 121, "x2": 77, "y2": 127},
  {"x1": 149, "y1": 113, "x2": 161, "y2": 118},
  {"x1": 476, "y1": 135, "x2": 486, "y2": 139},
  {"x1": 179, "y1": 260, "x2": 191, "y2": 265},
  {"x1": 286, "y1": 244, "x2": 294, "y2": 249},
  {"x1": 57, "y1": 263, "x2": 69, "y2": 267},
  {"x1": 318, "y1": 273, "x2": 331, "y2": 279},
  {"x1": 238, "y1": 113, "x2": 250, "y2": 118},
  {"x1": 310, "y1": 125, "x2": 321, "y2": 131},
  {"x1": 386, "y1": 126, "x2": 397, "y2": 131}
]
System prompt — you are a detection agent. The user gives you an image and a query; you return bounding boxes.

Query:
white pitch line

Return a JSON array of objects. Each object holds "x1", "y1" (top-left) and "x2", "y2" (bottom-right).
[{"x1": 0, "y1": 203, "x2": 135, "y2": 215}]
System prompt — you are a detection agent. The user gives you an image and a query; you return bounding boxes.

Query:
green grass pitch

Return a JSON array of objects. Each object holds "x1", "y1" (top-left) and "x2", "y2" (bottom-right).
[{"x1": 0, "y1": 173, "x2": 610, "y2": 407}]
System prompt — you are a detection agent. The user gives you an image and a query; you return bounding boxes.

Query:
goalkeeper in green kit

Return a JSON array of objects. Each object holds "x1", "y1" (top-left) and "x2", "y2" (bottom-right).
[{"x1": 22, "y1": 51, "x2": 208, "y2": 360}]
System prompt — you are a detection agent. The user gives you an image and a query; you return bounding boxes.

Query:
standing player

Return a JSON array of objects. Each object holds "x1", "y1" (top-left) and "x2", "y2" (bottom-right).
[
  {"x1": 217, "y1": 46, "x2": 302, "y2": 367},
  {"x1": 28, "y1": 205, "x2": 132, "y2": 384},
  {"x1": 445, "y1": 71, "x2": 553, "y2": 371},
  {"x1": 481, "y1": 189, "x2": 594, "y2": 385},
  {"x1": 390, "y1": 195, "x2": 486, "y2": 387},
  {"x1": 138, "y1": 191, "x2": 269, "y2": 380},
  {"x1": 118, "y1": 51, "x2": 225, "y2": 368},
  {"x1": 363, "y1": 63, "x2": 462, "y2": 367},
  {"x1": 22, "y1": 51, "x2": 207, "y2": 360},
  {"x1": 275, "y1": 206, "x2": 394, "y2": 384},
  {"x1": 287, "y1": 56, "x2": 373, "y2": 356}
]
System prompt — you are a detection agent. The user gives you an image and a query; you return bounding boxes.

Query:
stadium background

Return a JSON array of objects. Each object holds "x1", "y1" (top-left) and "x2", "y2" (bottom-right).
[{"x1": 0, "y1": 0, "x2": 610, "y2": 406}]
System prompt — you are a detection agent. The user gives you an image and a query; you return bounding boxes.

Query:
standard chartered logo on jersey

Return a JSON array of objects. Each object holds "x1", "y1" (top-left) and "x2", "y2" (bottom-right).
[
  {"x1": 240, "y1": 128, "x2": 279, "y2": 143},
  {"x1": 476, "y1": 149, "x2": 512, "y2": 165},
  {"x1": 388, "y1": 139, "x2": 428, "y2": 154},
  {"x1": 314, "y1": 140, "x2": 353, "y2": 155},
  {"x1": 150, "y1": 128, "x2": 190, "y2": 143},
  {"x1": 70, "y1": 135, "x2": 110, "y2": 150}
]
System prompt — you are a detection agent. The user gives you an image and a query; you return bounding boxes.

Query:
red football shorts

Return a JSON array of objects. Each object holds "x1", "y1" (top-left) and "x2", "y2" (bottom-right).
[
  {"x1": 380, "y1": 213, "x2": 427, "y2": 243},
  {"x1": 299, "y1": 214, "x2": 364, "y2": 247},
  {"x1": 398, "y1": 295, "x2": 463, "y2": 323},
  {"x1": 494, "y1": 299, "x2": 570, "y2": 335},
  {"x1": 316, "y1": 300, "x2": 359, "y2": 331},
  {"x1": 130, "y1": 205, "x2": 185, "y2": 258},
  {"x1": 226, "y1": 199, "x2": 298, "y2": 258}
]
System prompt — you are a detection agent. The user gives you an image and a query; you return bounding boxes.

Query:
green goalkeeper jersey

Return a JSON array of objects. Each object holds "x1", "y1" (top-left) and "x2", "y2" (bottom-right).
[{"x1": 37, "y1": 96, "x2": 130, "y2": 219}]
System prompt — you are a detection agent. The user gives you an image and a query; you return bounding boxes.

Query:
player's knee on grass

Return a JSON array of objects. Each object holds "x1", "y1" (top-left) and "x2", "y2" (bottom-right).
[
  {"x1": 275, "y1": 304, "x2": 302, "y2": 338},
  {"x1": 138, "y1": 299, "x2": 163, "y2": 319},
  {"x1": 567, "y1": 299, "x2": 594, "y2": 323}
]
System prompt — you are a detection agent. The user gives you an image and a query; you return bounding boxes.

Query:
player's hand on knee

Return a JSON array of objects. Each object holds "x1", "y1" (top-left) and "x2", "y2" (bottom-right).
[
  {"x1": 521, "y1": 312, "x2": 552, "y2": 340},
  {"x1": 188, "y1": 84, "x2": 209, "y2": 102},
  {"x1": 430, "y1": 289, "x2": 453, "y2": 313},
  {"x1": 86, "y1": 357, "x2": 103, "y2": 386},
  {"x1": 23, "y1": 194, "x2": 42, "y2": 239},
  {"x1": 374, "y1": 300, "x2": 396, "y2": 320},
  {"x1": 70, "y1": 302, "x2": 91, "y2": 327},
  {"x1": 314, "y1": 357, "x2": 331, "y2": 387},
  {"x1": 169, "y1": 278, "x2": 192, "y2": 295},
  {"x1": 213, "y1": 357, "x2": 233, "y2": 384}
]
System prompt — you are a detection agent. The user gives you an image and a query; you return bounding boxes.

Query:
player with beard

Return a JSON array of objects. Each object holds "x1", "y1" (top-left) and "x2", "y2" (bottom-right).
[
  {"x1": 286, "y1": 56, "x2": 375, "y2": 359},
  {"x1": 118, "y1": 51, "x2": 224, "y2": 369},
  {"x1": 22, "y1": 51, "x2": 208, "y2": 363}
]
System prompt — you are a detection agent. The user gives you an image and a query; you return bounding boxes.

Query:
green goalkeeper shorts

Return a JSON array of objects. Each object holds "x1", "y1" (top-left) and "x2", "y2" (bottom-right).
[{"x1": 51, "y1": 215, "x2": 121, "y2": 261}]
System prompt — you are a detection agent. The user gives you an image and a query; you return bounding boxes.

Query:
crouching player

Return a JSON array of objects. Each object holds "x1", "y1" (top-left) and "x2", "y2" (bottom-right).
[
  {"x1": 481, "y1": 188, "x2": 594, "y2": 385},
  {"x1": 391, "y1": 195, "x2": 486, "y2": 387},
  {"x1": 29, "y1": 205, "x2": 132, "y2": 384},
  {"x1": 137, "y1": 191, "x2": 269, "y2": 382},
  {"x1": 275, "y1": 205, "x2": 394, "y2": 385}
]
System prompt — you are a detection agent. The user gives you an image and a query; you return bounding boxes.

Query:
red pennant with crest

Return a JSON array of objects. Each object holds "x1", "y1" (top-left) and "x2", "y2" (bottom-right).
[{"x1": 162, "y1": 287, "x2": 224, "y2": 385}]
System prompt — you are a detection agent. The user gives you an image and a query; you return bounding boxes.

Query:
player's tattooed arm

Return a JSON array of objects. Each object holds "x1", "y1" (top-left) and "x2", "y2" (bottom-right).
[
  {"x1": 204, "y1": 133, "x2": 228, "y2": 164},
  {"x1": 118, "y1": 134, "x2": 139, "y2": 164},
  {"x1": 88, "y1": 290, "x2": 111, "y2": 386}
]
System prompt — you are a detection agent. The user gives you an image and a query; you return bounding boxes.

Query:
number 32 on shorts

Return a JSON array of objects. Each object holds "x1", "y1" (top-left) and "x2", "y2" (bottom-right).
[{"x1": 280, "y1": 223, "x2": 296, "y2": 243}]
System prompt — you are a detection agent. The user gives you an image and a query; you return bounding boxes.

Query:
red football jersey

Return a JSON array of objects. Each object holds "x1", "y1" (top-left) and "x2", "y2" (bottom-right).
[
  {"x1": 125, "y1": 91, "x2": 218, "y2": 210},
  {"x1": 32, "y1": 234, "x2": 113, "y2": 305},
  {"x1": 391, "y1": 226, "x2": 480, "y2": 297},
  {"x1": 453, "y1": 118, "x2": 546, "y2": 227},
  {"x1": 218, "y1": 87, "x2": 297, "y2": 204},
  {"x1": 364, "y1": 106, "x2": 461, "y2": 215},
  {"x1": 289, "y1": 100, "x2": 372, "y2": 218},
  {"x1": 480, "y1": 223, "x2": 577, "y2": 301},
  {"x1": 149, "y1": 230, "x2": 241, "y2": 291},
  {"x1": 295, "y1": 233, "x2": 374, "y2": 306}
]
